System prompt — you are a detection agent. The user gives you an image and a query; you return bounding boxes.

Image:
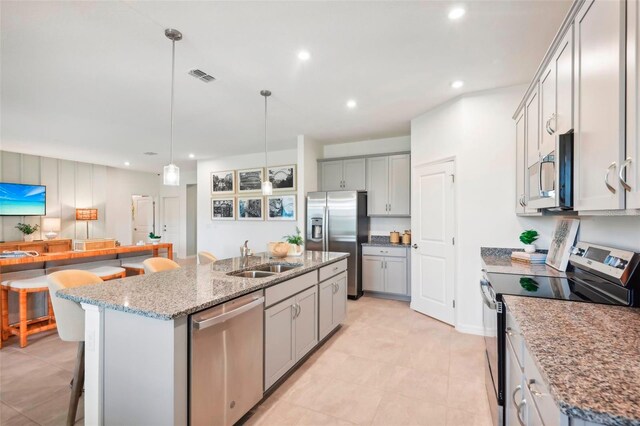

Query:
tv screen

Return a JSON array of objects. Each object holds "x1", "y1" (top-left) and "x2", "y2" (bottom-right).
[{"x1": 0, "y1": 183, "x2": 46, "y2": 216}]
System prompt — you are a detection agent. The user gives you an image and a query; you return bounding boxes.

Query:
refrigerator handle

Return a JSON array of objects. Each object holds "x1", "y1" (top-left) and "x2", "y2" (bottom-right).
[{"x1": 323, "y1": 207, "x2": 329, "y2": 252}]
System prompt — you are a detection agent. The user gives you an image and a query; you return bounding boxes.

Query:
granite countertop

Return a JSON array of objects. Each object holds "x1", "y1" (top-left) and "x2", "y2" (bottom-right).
[
  {"x1": 362, "y1": 235, "x2": 411, "y2": 248},
  {"x1": 58, "y1": 251, "x2": 349, "y2": 320},
  {"x1": 481, "y1": 247, "x2": 566, "y2": 278},
  {"x1": 504, "y1": 295, "x2": 640, "y2": 425}
]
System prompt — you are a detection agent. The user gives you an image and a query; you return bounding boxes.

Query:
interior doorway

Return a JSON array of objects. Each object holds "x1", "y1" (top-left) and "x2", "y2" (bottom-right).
[
  {"x1": 131, "y1": 195, "x2": 155, "y2": 245},
  {"x1": 161, "y1": 196, "x2": 180, "y2": 258},
  {"x1": 186, "y1": 184, "x2": 197, "y2": 257}
]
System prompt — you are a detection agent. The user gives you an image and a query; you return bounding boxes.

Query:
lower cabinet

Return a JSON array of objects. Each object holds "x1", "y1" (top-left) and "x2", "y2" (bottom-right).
[
  {"x1": 318, "y1": 271, "x2": 347, "y2": 340},
  {"x1": 362, "y1": 247, "x2": 409, "y2": 296},
  {"x1": 264, "y1": 285, "x2": 318, "y2": 390}
]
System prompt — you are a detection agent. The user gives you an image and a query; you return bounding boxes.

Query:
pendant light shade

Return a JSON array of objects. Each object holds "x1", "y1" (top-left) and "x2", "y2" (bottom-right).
[
  {"x1": 260, "y1": 90, "x2": 272, "y2": 195},
  {"x1": 163, "y1": 28, "x2": 182, "y2": 186}
]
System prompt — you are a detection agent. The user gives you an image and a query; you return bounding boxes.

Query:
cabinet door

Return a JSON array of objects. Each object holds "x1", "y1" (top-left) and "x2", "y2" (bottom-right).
[
  {"x1": 384, "y1": 256, "x2": 407, "y2": 295},
  {"x1": 526, "y1": 86, "x2": 540, "y2": 168},
  {"x1": 294, "y1": 286, "x2": 318, "y2": 360},
  {"x1": 318, "y1": 279, "x2": 335, "y2": 340},
  {"x1": 366, "y1": 156, "x2": 389, "y2": 215},
  {"x1": 264, "y1": 298, "x2": 296, "y2": 389},
  {"x1": 343, "y1": 158, "x2": 366, "y2": 191},
  {"x1": 555, "y1": 27, "x2": 573, "y2": 136},
  {"x1": 362, "y1": 256, "x2": 385, "y2": 292},
  {"x1": 515, "y1": 111, "x2": 526, "y2": 214},
  {"x1": 523, "y1": 383, "x2": 544, "y2": 426},
  {"x1": 574, "y1": 0, "x2": 626, "y2": 211},
  {"x1": 321, "y1": 160, "x2": 344, "y2": 191},
  {"x1": 388, "y1": 154, "x2": 411, "y2": 216},
  {"x1": 506, "y1": 340, "x2": 524, "y2": 426},
  {"x1": 626, "y1": 0, "x2": 640, "y2": 208},
  {"x1": 539, "y1": 64, "x2": 556, "y2": 158},
  {"x1": 332, "y1": 272, "x2": 348, "y2": 326}
]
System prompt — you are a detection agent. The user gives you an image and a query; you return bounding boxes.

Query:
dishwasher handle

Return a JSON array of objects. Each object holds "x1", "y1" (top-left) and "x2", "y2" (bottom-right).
[{"x1": 193, "y1": 296, "x2": 265, "y2": 330}]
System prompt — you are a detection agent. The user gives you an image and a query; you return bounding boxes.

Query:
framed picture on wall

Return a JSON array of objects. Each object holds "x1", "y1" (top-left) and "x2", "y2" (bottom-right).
[
  {"x1": 237, "y1": 197, "x2": 264, "y2": 221},
  {"x1": 268, "y1": 165, "x2": 297, "y2": 192},
  {"x1": 211, "y1": 171, "x2": 235, "y2": 195},
  {"x1": 238, "y1": 168, "x2": 264, "y2": 193},
  {"x1": 267, "y1": 194, "x2": 296, "y2": 221},
  {"x1": 211, "y1": 198, "x2": 235, "y2": 220}
]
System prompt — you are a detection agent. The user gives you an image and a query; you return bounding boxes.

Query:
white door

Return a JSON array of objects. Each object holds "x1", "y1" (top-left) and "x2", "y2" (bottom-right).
[
  {"x1": 574, "y1": 0, "x2": 626, "y2": 211},
  {"x1": 321, "y1": 161, "x2": 344, "y2": 191},
  {"x1": 162, "y1": 196, "x2": 180, "y2": 255},
  {"x1": 132, "y1": 196, "x2": 155, "y2": 244},
  {"x1": 366, "y1": 156, "x2": 389, "y2": 215},
  {"x1": 388, "y1": 154, "x2": 411, "y2": 216},
  {"x1": 342, "y1": 158, "x2": 366, "y2": 191},
  {"x1": 410, "y1": 160, "x2": 456, "y2": 325}
]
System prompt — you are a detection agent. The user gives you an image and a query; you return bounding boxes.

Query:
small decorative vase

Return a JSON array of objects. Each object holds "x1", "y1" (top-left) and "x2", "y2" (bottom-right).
[
  {"x1": 148, "y1": 237, "x2": 161, "y2": 245},
  {"x1": 524, "y1": 244, "x2": 536, "y2": 254},
  {"x1": 23, "y1": 234, "x2": 34, "y2": 242}
]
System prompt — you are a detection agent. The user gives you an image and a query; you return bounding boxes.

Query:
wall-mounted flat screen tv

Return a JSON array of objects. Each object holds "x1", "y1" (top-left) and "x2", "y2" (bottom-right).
[{"x1": 0, "y1": 183, "x2": 46, "y2": 216}]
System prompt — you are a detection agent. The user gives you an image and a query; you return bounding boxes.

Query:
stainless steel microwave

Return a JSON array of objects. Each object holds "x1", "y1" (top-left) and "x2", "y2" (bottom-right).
[{"x1": 527, "y1": 130, "x2": 573, "y2": 210}]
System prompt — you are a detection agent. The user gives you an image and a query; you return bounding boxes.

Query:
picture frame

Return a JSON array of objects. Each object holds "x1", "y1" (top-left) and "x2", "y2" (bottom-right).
[
  {"x1": 268, "y1": 164, "x2": 297, "y2": 192},
  {"x1": 237, "y1": 197, "x2": 264, "y2": 221},
  {"x1": 267, "y1": 194, "x2": 296, "y2": 221},
  {"x1": 237, "y1": 168, "x2": 264, "y2": 193},
  {"x1": 211, "y1": 198, "x2": 235, "y2": 220},
  {"x1": 546, "y1": 218, "x2": 580, "y2": 271},
  {"x1": 211, "y1": 170, "x2": 235, "y2": 195}
]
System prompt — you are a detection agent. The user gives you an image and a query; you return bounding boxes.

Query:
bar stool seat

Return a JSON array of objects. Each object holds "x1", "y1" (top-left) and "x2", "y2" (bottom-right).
[
  {"x1": 85, "y1": 266, "x2": 126, "y2": 281},
  {"x1": 1, "y1": 275, "x2": 57, "y2": 348},
  {"x1": 121, "y1": 262, "x2": 145, "y2": 276}
]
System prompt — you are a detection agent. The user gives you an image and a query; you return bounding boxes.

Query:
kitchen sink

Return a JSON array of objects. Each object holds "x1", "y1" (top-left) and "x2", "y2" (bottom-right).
[{"x1": 230, "y1": 271, "x2": 277, "y2": 278}]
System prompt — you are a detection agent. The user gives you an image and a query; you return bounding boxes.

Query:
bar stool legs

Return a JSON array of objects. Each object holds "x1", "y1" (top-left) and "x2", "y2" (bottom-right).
[
  {"x1": 1, "y1": 287, "x2": 8, "y2": 341},
  {"x1": 67, "y1": 341, "x2": 85, "y2": 426}
]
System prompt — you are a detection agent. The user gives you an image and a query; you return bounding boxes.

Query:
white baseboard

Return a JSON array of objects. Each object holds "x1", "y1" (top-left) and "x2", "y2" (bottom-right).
[{"x1": 455, "y1": 323, "x2": 486, "y2": 336}]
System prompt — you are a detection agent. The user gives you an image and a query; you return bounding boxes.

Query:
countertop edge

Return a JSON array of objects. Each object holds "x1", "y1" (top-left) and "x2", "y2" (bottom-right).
[{"x1": 57, "y1": 254, "x2": 350, "y2": 320}]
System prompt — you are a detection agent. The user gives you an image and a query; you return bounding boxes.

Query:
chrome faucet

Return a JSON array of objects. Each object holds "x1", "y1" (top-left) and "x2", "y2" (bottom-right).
[{"x1": 240, "y1": 240, "x2": 252, "y2": 266}]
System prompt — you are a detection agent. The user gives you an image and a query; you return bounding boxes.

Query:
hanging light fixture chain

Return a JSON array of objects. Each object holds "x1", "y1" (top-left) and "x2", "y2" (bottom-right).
[
  {"x1": 264, "y1": 94, "x2": 268, "y2": 168},
  {"x1": 170, "y1": 38, "x2": 176, "y2": 165}
]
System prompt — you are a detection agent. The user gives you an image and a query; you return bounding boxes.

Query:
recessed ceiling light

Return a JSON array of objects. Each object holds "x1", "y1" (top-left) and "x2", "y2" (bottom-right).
[
  {"x1": 189, "y1": 153, "x2": 195, "y2": 159},
  {"x1": 124, "y1": 161, "x2": 130, "y2": 166},
  {"x1": 346, "y1": 99, "x2": 357, "y2": 109},
  {"x1": 451, "y1": 80, "x2": 464, "y2": 89},
  {"x1": 448, "y1": 7, "x2": 466, "y2": 20},
  {"x1": 298, "y1": 50, "x2": 311, "y2": 61}
]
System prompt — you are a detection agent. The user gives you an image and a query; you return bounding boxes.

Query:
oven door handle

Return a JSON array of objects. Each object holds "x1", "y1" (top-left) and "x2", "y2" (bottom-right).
[{"x1": 480, "y1": 280, "x2": 496, "y2": 310}]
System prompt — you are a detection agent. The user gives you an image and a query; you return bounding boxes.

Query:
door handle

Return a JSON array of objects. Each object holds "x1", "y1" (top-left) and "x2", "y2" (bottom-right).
[
  {"x1": 619, "y1": 157, "x2": 632, "y2": 192},
  {"x1": 411, "y1": 244, "x2": 418, "y2": 249},
  {"x1": 605, "y1": 162, "x2": 617, "y2": 194}
]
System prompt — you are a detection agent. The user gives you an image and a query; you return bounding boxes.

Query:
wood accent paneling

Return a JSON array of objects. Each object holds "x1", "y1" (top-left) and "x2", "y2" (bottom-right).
[{"x1": 0, "y1": 239, "x2": 72, "y2": 254}]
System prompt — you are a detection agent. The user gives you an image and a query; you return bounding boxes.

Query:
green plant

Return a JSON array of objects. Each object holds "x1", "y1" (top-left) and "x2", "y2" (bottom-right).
[
  {"x1": 148, "y1": 232, "x2": 161, "y2": 239},
  {"x1": 15, "y1": 223, "x2": 39, "y2": 235},
  {"x1": 283, "y1": 227, "x2": 303, "y2": 246},
  {"x1": 519, "y1": 277, "x2": 540, "y2": 292},
  {"x1": 519, "y1": 229, "x2": 539, "y2": 245}
]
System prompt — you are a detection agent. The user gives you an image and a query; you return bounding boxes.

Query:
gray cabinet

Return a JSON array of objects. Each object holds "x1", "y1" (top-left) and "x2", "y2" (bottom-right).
[
  {"x1": 625, "y1": 0, "x2": 640, "y2": 209},
  {"x1": 264, "y1": 285, "x2": 318, "y2": 390},
  {"x1": 318, "y1": 271, "x2": 347, "y2": 340},
  {"x1": 366, "y1": 154, "x2": 410, "y2": 216},
  {"x1": 320, "y1": 159, "x2": 365, "y2": 191},
  {"x1": 362, "y1": 246, "x2": 409, "y2": 296}
]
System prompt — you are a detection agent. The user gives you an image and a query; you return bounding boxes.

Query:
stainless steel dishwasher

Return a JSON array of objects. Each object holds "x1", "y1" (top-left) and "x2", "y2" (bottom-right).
[{"x1": 189, "y1": 290, "x2": 264, "y2": 426}]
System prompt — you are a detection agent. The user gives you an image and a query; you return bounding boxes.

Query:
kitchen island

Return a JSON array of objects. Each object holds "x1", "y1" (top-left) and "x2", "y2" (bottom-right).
[{"x1": 58, "y1": 250, "x2": 349, "y2": 426}]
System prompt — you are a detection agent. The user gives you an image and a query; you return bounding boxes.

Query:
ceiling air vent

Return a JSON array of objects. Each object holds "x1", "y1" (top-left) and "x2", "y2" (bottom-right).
[{"x1": 189, "y1": 69, "x2": 216, "y2": 83}]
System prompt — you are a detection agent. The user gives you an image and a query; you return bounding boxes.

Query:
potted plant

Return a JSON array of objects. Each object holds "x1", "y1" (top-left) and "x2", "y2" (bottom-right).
[
  {"x1": 519, "y1": 229, "x2": 539, "y2": 254},
  {"x1": 283, "y1": 227, "x2": 304, "y2": 256},
  {"x1": 148, "y1": 232, "x2": 162, "y2": 245},
  {"x1": 15, "y1": 223, "x2": 40, "y2": 242}
]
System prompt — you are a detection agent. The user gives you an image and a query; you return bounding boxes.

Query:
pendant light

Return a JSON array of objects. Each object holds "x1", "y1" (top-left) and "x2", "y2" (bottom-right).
[
  {"x1": 260, "y1": 89, "x2": 273, "y2": 195},
  {"x1": 163, "y1": 28, "x2": 182, "y2": 186}
]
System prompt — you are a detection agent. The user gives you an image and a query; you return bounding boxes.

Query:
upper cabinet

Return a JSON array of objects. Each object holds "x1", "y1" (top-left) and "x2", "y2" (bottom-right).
[
  {"x1": 319, "y1": 158, "x2": 366, "y2": 191},
  {"x1": 574, "y1": 0, "x2": 626, "y2": 211},
  {"x1": 626, "y1": 0, "x2": 640, "y2": 209},
  {"x1": 366, "y1": 154, "x2": 410, "y2": 216}
]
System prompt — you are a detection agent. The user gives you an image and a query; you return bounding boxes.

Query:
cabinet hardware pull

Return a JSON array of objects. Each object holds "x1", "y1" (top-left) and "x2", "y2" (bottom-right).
[
  {"x1": 506, "y1": 327, "x2": 515, "y2": 336},
  {"x1": 605, "y1": 162, "x2": 617, "y2": 194},
  {"x1": 512, "y1": 385, "x2": 522, "y2": 409},
  {"x1": 517, "y1": 400, "x2": 527, "y2": 426},
  {"x1": 546, "y1": 113, "x2": 556, "y2": 135},
  {"x1": 545, "y1": 118, "x2": 551, "y2": 135},
  {"x1": 527, "y1": 380, "x2": 544, "y2": 397},
  {"x1": 619, "y1": 157, "x2": 633, "y2": 192},
  {"x1": 296, "y1": 304, "x2": 301, "y2": 318}
]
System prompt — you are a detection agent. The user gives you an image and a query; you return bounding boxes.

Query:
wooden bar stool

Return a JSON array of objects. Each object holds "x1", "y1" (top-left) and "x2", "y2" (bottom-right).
[
  {"x1": 85, "y1": 266, "x2": 126, "y2": 281},
  {"x1": 48, "y1": 270, "x2": 103, "y2": 426},
  {"x1": 121, "y1": 261, "x2": 145, "y2": 276},
  {"x1": 143, "y1": 257, "x2": 180, "y2": 273},
  {"x1": 1, "y1": 275, "x2": 57, "y2": 348},
  {"x1": 197, "y1": 251, "x2": 217, "y2": 265}
]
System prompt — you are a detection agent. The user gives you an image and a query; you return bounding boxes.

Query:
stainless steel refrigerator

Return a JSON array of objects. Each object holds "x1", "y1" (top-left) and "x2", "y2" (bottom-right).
[{"x1": 306, "y1": 191, "x2": 369, "y2": 299}]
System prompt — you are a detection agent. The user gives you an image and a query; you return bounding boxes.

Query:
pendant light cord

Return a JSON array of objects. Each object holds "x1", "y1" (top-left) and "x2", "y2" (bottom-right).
[
  {"x1": 264, "y1": 95, "x2": 268, "y2": 168},
  {"x1": 170, "y1": 39, "x2": 176, "y2": 165}
]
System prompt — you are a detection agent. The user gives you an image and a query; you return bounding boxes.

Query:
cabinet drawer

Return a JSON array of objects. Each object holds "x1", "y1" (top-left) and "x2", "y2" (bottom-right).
[
  {"x1": 318, "y1": 259, "x2": 347, "y2": 282},
  {"x1": 265, "y1": 271, "x2": 318, "y2": 308},
  {"x1": 362, "y1": 246, "x2": 407, "y2": 257},
  {"x1": 524, "y1": 346, "x2": 560, "y2": 426},
  {"x1": 505, "y1": 309, "x2": 524, "y2": 369}
]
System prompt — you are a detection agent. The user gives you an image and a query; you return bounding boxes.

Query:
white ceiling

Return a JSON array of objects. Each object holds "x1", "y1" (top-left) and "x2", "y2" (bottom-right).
[{"x1": 1, "y1": 0, "x2": 571, "y2": 173}]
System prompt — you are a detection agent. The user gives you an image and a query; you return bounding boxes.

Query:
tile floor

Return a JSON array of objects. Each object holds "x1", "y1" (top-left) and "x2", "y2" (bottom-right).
[{"x1": 1, "y1": 293, "x2": 491, "y2": 426}]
